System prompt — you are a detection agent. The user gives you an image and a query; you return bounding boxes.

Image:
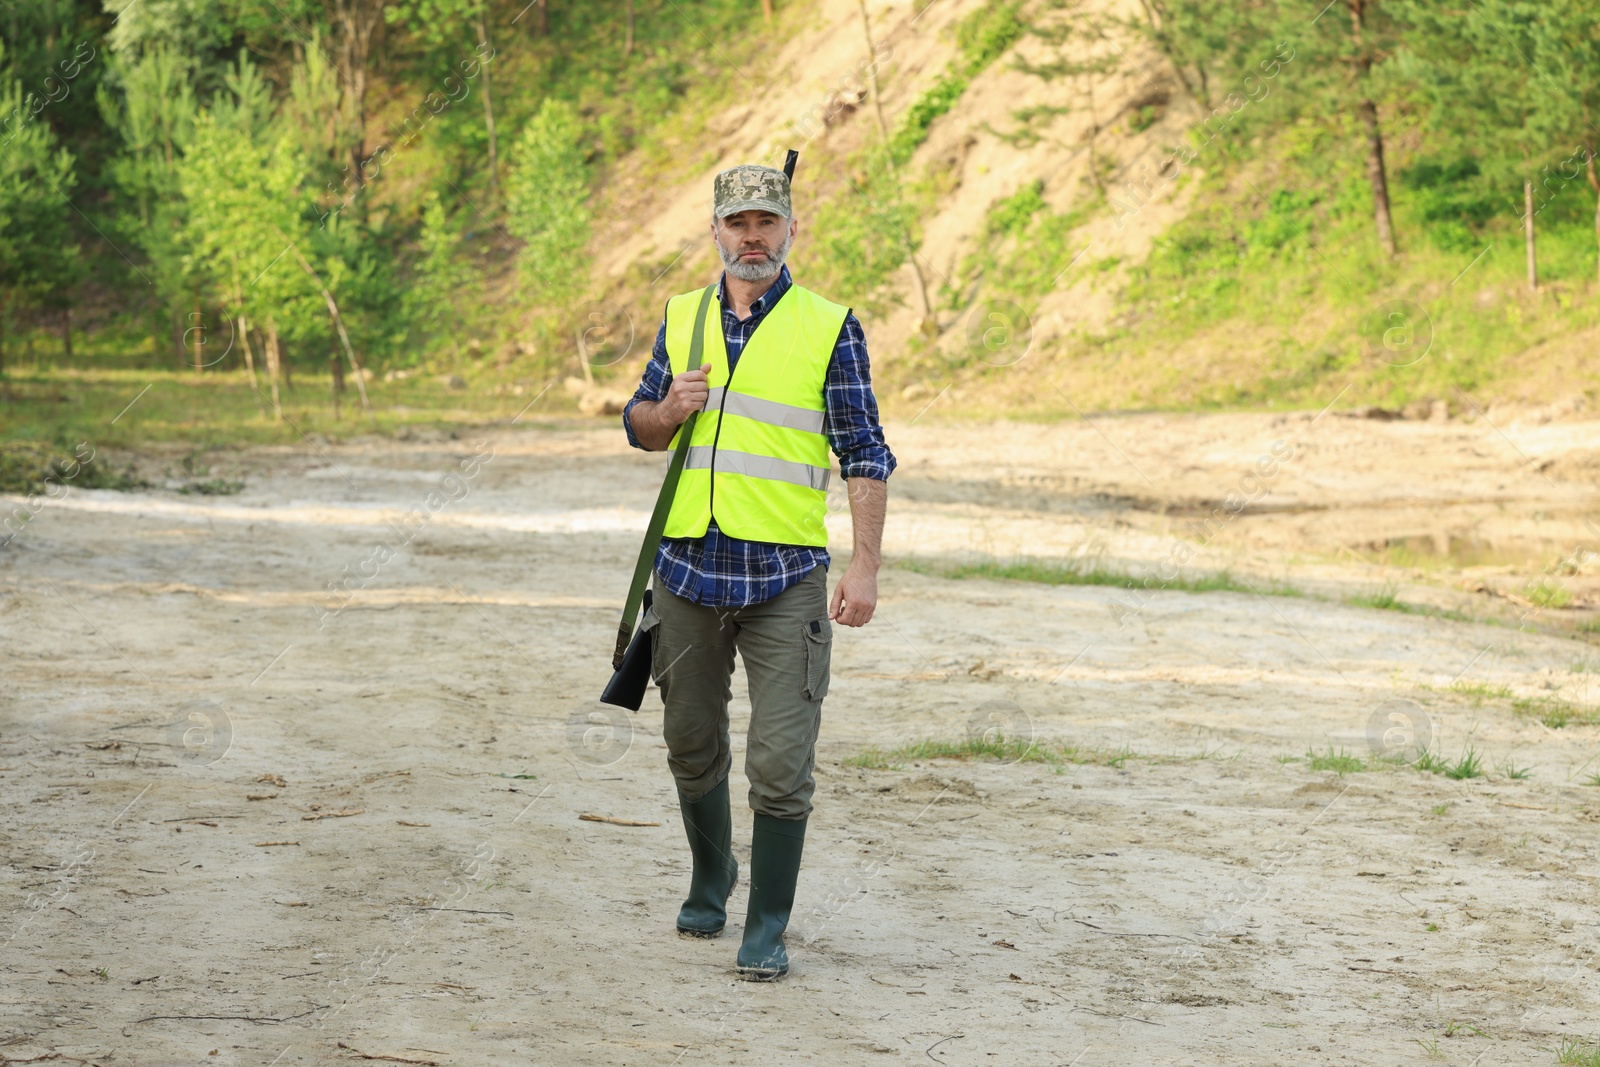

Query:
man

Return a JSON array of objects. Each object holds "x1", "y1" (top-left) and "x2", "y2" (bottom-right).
[{"x1": 623, "y1": 163, "x2": 894, "y2": 980}]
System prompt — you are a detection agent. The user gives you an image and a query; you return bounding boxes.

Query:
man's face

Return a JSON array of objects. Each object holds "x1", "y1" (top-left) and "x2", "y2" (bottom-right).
[{"x1": 712, "y1": 209, "x2": 797, "y2": 282}]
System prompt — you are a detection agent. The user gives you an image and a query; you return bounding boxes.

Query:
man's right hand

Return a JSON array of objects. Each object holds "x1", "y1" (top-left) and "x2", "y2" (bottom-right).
[{"x1": 663, "y1": 362, "x2": 713, "y2": 424}]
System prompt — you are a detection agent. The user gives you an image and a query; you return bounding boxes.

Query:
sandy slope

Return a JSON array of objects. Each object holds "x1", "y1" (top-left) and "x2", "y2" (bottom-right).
[{"x1": 2, "y1": 410, "x2": 1598, "y2": 1066}]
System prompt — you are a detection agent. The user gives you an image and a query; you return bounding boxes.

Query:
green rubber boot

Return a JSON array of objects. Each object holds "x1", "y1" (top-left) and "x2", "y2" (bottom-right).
[
  {"x1": 735, "y1": 813, "x2": 807, "y2": 980},
  {"x1": 675, "y1": 778, "x2": 738, "y2": 938}
]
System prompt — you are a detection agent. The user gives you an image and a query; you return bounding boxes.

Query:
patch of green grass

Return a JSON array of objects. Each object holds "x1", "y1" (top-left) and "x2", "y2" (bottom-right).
[
  {"x1": 898, "y1": 556, "x2": 1302, "y2": 597},
  {"x1": 1512, "y1": 696, "x2": 1600, "y2": 729},
  {"x1": 1305, "y1": 747, "x2": 1368, "y2": 775},
  {"x1": 845, "y1": 735, "x2": 1181, "y2": 772},
  {"x1": 843, "y1": 748, "x2": 903, "y2": 771},
  {"x1": 887, "y1": 2, "x2": 1025, "y2": 164},
  {"x1": 1342, "y1": 586, "x2": 1479, "y2": 624},
  {"x1": 1414, "y1": 750, "x2": 1450, "y2": 775},
  {"x1": 1429, "y1": 802, "x2": 1451, "y2": 816},
  {"x1": 1556, "y1": 1036, "x2": 1600, "y2": 1066},
  {"x1": 1496, "y1": 758, "x2": 1532, "y2": 781},
  {"x1": 1578, "y1": 617, "x2": 1600, "y2": 634},
  {"x1": 1582, "y1": 773, "x2": 1600, "y2": 788},
  {"x1": 1092, "y1": 133, "x2": 1600, "y2": 416},
  {"x1": 1450, "y1": 679, "x2": 1516, "y2": 704},
  {"x1": 1345, "y1": 583, "x2": 1429, "y2": 614},
  {"x1": 1444, "y1": 746, "x2": 1485, "y2": 780},
  {"x1": 177, "y1": 478, "x2": 246, "y2": 496},
  {"x1": 938, "y1": 181, "x2": 1091, "y2": 314},
  {"x1": 1525, "y1": 577, "x2": 1574, "y2": 611},
  {"x1": 0, "y1": 438, "x2": 146, "y2": 494},
  {"x1": 0, "y1": 368, "x2": 541, "y2": 454},
  {"x1": 1410, "y1": 747, "x2": 1486, "y2": 780}
]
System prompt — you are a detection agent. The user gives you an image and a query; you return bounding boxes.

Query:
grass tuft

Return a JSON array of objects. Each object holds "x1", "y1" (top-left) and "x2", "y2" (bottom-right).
[
  {"x1": 1305, "y1": 747, "x2": 1368, "y2": 775},
  {"x1": 898, "y1": 557, "x2": 1302, "y2": 597},
  {"x1": 1444, "y1": 746, "x2": 1484, "y2": 780},
  {"x1": 1557, "y1": 1036, "x2": 1600, "y2": 1066},
  {"x1": 1495, "y1": 758, "x2": 1532, "y2": 781},
  {"x1": 1450, "y1": 679, "x2": 1515, "y2": 704},
  {"x1": 845, "y1": 734, "x2": 1183, "y2": 771},
  {"x1": 1512, "y1": 696, "x2": 1600, "y2": 729},
  {"x1": 1346, "y1": 583, "x2": 1426, "y2": 613},
  {"x1": 1413, "y1": 749, "x2": 1450, "y2": 775}
]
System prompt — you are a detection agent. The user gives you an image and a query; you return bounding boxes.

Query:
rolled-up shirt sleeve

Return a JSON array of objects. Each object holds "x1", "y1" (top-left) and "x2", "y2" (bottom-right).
[
  {"x1": 622, "y1": 320, "x2": 672, "y2": 451},
  {"x1": 825, "y1": 312, "x2": 897, "y2": 481}
]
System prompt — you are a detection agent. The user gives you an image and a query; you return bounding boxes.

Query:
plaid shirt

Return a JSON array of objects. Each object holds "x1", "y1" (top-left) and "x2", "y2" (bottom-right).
[{"x1": 623, "y1": 265, "x2": 896, "y2": 608}]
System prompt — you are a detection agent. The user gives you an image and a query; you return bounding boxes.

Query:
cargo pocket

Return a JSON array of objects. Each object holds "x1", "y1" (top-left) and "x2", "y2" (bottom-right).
[{"x1": 802, "y1": 617, "x2": 832, "y2": 702}]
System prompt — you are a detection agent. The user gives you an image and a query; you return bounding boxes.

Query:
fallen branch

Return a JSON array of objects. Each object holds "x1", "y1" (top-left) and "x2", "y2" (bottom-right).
[
  {"x1": 135, "y1": 1005, "x2": 325, "y2": 1025},
  {"x1": 303, "y1": 809, "x2": 365, "y2": 821},
  {"x1": 334, "y1": 1049, "x2": 441, "y2": 1062},
  {"x1": 255, "y1": 841, "x2": 301, "y2": 847},
  {"x1": 579, "y1": 813, "x2": 660, "y2": 827},
  {"x1": 415, "y1": 907, "x2": 511, "y2": 917}
]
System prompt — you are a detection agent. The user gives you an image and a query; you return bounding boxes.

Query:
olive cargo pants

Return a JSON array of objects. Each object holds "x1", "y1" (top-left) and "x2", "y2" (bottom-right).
[{"x1": 648, "y1": 564, "x2": 832, "y2": 820}]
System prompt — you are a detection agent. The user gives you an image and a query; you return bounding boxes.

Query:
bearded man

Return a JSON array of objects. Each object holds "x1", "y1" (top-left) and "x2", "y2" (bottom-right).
[{"x1": 622, "y1": 163, "x2": 895, "y2": 980}]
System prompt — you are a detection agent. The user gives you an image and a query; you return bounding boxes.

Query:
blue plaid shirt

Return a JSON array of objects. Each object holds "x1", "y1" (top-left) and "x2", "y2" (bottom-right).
[{"x1": 623, "y1": 265, "x2": 896, "y2": 608}]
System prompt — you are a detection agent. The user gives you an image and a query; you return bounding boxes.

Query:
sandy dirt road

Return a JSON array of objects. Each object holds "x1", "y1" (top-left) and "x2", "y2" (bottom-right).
[{"x1": 2, "y1": 409, "x2": 1599, "y2": 1066}]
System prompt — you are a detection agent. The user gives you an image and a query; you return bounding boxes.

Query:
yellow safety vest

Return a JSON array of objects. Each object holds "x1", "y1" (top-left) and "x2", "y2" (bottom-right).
[{"x1": 661, "y1": 282, "x2": 848, "y2": 547}]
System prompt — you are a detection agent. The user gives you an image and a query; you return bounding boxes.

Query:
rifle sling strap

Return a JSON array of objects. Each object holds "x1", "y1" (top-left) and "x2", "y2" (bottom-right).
[{"x1": 612, "y1": 282, "x2": 717, "y2": 668}]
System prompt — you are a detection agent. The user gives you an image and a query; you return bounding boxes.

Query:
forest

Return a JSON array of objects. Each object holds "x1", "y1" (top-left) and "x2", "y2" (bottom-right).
[{"x1": 1, "y1": 0, "x2": 1598, "y2": 434}]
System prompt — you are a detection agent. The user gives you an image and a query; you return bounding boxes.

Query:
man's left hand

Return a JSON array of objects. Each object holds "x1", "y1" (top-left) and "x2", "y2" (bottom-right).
[{"x1": 829, "y1": 563, "x2": 877, "y2": 627}]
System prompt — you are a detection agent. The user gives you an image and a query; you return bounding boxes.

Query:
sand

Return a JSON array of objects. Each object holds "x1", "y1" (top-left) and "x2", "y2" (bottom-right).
[{"x1": 3, "y1": 408, "x2": 1598, "y2": 1065}]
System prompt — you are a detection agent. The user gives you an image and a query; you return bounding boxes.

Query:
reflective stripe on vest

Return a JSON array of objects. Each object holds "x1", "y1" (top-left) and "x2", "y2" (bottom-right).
[
  {"x1": 704, "y1": 387, "x2": 827, "y2": 435},
  {"x1": 684, "y1": 446, "x2": 832, "y2": 492},
  {"x1": 660, "y1": 282, "x2": 849, "y2": 547}
]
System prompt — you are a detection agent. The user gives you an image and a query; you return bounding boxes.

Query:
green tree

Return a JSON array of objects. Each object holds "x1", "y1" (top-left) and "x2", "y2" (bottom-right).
[
  {"x1": 1341, "y1": 1, "x2": 1404, "y2": 258},
  {"x1": 179, "y1": 61, "x2": 316, "y2": 416},
  {"x1": 404, "y1": 189, "x2": 479, "y2": 368},
  {"x1": 506, "y1": 97, "x2": 590, "y2": 313},
  {"x1": 384, "y1": 0, "x2": 501, "y2": 204},
  {"x1": 1533, "y1": 0, "x2": 1600, "y2": 283},
  {"x1": 1398, "y1": 0, "x2": 1572, "y2": 290},
  {"x1": 96, "y1": 43, "x2": 197, "y2": 361},
  {"x1": 0, "y1": 72, "x2": 81, "y2": 373}
]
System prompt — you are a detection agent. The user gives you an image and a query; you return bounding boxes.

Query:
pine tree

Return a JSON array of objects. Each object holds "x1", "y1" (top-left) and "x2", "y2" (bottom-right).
[
  {"x1": 405, "y1": 190, "x2": 480, "y2": 368},
  {"x1": 506, "y1": 98, "x2": 590, "y2": 311},
  {"x1": 0, "y1": 72, "x2": 81, "y2": 374}
]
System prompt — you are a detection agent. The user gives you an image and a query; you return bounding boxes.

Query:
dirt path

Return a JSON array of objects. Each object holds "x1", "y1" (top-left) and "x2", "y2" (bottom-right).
[{"x1": 3, "y1": 410, "x2": 1598, "y2": 1066}]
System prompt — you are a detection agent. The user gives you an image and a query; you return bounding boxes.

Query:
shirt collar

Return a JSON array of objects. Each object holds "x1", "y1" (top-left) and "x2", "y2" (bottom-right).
[{"x1": 717, "y1": 263, "x2": 792, "y2": 318}]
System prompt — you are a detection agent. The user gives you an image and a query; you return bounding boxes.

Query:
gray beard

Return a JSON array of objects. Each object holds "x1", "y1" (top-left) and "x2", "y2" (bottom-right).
[{"x1": 717, "y1": 230, "x2": 792, "y2": 282}]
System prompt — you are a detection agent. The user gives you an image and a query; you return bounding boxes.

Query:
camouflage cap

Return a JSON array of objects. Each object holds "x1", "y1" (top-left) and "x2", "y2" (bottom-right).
[{"x1": 713, "y1": 164, "x2": 792, "y2": 219}]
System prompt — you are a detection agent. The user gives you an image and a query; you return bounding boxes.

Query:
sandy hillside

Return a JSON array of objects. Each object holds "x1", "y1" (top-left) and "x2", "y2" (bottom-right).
[
  {"x1": 594, "y1": 0, "x2": 1198, "y2": 368},
  {"x1": 2, "y1": 408, "x2": 1599, "y2": 1066}
]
